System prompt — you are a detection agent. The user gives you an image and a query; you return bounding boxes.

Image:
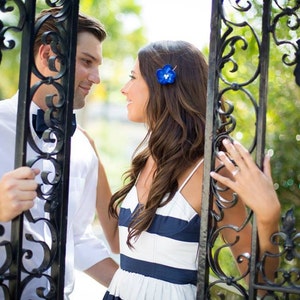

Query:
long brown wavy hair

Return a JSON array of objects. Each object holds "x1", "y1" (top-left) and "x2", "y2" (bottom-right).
[{"x1": 109, "y1": 40, "x2": 208, "y2": 247}]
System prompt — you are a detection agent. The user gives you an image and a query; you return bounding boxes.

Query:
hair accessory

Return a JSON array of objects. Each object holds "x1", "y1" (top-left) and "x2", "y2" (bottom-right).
[{"x1": 156, "y1": 64, "x2": 177, "y2": 85}]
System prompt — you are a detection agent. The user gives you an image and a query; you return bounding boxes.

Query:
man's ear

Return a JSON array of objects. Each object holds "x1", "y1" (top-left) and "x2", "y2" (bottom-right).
[
  {"x1": 37, "y1": 44, "x2": 61, "y2": 74},
  {"x1": 37, "y1": 44, "x2": 52, "y2": 68}
]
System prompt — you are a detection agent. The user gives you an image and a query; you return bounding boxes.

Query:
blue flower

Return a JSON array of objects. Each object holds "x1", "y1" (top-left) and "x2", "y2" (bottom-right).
[{"x1": 156, "y1": 64, "x2": 177, "y2": 85}]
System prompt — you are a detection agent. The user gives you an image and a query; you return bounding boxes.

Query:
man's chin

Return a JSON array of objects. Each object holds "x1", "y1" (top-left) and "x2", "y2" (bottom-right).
[{"x1": 73, "y1": 97, "x2": 86, "y2": 110}]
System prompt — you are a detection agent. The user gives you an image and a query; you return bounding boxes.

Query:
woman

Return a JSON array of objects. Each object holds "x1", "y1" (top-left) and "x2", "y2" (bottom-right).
[{"x1": 97, "y1": 40, "x2": 281, "y2": 299}]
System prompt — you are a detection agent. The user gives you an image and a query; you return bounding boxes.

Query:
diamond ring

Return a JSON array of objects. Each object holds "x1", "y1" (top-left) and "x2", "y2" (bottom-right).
[{"x1": 232, "y1": 167, "x2": 240, "y2": 177}]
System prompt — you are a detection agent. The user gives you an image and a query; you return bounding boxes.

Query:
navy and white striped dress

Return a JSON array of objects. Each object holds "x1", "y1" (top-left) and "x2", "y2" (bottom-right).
[{"x1": 103, "y1": 159, "x2": 203, "y2": 300}]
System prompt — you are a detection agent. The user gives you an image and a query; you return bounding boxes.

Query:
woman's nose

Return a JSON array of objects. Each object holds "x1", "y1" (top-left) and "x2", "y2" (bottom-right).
[
  {"x1": 121, "y1": 81, "x2": 131, "y2": 94},
  {"x1": 121, "y1": 87, "x2": 126, "y2": 94}
]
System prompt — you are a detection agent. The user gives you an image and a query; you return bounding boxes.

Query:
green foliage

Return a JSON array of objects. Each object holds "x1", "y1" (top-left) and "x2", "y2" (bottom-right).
[
  {"x1": 79, "y1": 0, "x2": 146, "y2": 60},
  {"x1": 0, "y1": 12, "x2": 22, "y2": 99}
]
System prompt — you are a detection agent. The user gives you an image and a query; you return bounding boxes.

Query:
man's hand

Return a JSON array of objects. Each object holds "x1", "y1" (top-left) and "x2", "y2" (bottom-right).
[{"x1": 0, "y1": 167, "x2": 40, "y2": 222}]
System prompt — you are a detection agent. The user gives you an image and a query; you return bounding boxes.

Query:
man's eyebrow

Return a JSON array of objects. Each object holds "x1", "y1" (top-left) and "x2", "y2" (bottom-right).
[{"x1": 81, "y1": 51, "x2": 99, "y2": 62}]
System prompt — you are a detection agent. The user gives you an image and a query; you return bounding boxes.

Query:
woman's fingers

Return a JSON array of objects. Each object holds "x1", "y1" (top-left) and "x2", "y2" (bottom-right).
[
  {"x1": 210, "y1": 168, "x2": 235, "y2": 190},
  {"x1": 216, "y1": 151, "x2": 238, "y2": 178},
  {"x1": 219, "y1": 139, "x2": 260, "y2": 179},
  {"x1": 222, "y1": 139, "x2": 243, "y2": 175},
  {"x1": 263, "y1": 155, "x2": 273, "y2": 182}
]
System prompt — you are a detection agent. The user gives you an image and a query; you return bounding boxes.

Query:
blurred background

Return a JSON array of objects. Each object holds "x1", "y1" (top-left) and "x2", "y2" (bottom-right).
[{"x1": 0, "y1": 0, "x2": 299, "y2": 298}]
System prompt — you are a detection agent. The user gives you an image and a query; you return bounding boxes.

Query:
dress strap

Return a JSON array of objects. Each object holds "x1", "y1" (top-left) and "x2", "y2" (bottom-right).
[{"x1": 178, "y1": 158, "x2": 204, "y2": 192}]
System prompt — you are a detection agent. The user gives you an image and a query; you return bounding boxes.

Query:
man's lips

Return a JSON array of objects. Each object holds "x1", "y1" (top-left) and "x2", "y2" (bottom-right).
[{"x1": 79, "y1": 85, "x2": 91, "y2": 94}]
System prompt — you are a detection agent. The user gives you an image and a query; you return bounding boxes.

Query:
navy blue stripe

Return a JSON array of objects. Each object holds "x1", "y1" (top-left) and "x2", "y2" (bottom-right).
[
  {"x1": 120, "y1": 254, "x2": 197, "y2": 285},
  {"x1": 102, "y1": 291, "x2": 122, "y2": 300},
  {"x1": 119, "y1": 207, "x2": 200, "y2": 242}
]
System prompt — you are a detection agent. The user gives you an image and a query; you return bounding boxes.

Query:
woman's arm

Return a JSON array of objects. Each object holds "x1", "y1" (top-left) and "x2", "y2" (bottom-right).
[
  {"x1": 78, "y1": 126, "x2": 120, "y2": 253},
  {"x1": 96, "y1": 158, "x2": 120, "y2": 253}
]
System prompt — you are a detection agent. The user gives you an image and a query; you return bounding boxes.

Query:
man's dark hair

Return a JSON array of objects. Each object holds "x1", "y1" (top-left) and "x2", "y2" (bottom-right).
[{"x1": 34, "y1": 6, "x2": 107, "y2": 57}]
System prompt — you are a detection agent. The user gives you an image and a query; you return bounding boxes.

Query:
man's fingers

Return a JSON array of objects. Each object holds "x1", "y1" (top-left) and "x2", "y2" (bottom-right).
[
  {"x1": 7, "y1": 199, "x2": 35, "y2": 221},
  {"x1": 21, "y1": 200, "x2": 35, "y2": 211},
  {"x1": 19, "y1": 179, "x2": 38, "y2": 192},
  {"x1": 18, "y1": 188, "x2": 38, "y2": 199},
  {"x1": 8, "y1": 167, "x2": 40, "y2": 180}
]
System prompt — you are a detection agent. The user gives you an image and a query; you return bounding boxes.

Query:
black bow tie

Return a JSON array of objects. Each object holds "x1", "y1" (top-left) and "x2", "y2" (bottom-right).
[{"x1": 32, "y1": 109, "x2": 77, "y2": 138}]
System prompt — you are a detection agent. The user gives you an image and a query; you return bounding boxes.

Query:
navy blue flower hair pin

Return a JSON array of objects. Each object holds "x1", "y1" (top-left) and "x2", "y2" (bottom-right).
[{"x1": 156, "y1": 64, "x2": 177, "y2": 85}]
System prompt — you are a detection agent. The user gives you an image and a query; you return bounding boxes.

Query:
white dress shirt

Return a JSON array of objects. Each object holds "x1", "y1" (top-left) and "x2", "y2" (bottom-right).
[{"x1": 0, "y1": 93, "x2": 109, "y2": 299}]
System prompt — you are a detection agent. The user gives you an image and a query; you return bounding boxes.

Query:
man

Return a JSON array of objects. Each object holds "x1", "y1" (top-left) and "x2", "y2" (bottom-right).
[{"x1": 0, "y1": 7, "x2": 118, "y2": 299}]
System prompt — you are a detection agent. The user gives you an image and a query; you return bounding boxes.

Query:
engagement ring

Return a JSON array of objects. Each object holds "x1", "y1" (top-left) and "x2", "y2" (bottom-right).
[{"x1": 232, "y1": 167, "x2": 240, "y2": 177}]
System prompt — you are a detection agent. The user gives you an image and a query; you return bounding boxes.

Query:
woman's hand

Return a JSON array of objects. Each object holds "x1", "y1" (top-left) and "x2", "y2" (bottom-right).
[{"x1": 210, "y1": 139, "x2": 281, "y2": 224}]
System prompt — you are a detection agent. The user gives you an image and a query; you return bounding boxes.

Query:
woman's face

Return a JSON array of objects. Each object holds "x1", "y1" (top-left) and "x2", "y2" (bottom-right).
[{"x1": 121, "y1": 59, "x2": 150, "y2": 123}]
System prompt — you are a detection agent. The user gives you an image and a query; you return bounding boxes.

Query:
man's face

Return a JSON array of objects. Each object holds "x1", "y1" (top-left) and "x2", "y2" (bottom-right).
[
  {"x1": 73, "y1": 31, "x2": 103, "y2": 109},
  {"x1": 32, "y1": 31, "x2": 103, "y2": 111}
]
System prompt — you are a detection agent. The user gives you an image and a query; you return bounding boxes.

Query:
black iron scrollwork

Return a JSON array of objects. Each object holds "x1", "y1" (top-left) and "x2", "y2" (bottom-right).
[
  {"x1": 271, "y1": 0, "x2": 300, "y2": 86},
  {"x1": 262, "y1": 209, "x2": 300, "y2": 289},
  {"x1": 0, "y1": 0, "x2": 26, "y2": 63}
]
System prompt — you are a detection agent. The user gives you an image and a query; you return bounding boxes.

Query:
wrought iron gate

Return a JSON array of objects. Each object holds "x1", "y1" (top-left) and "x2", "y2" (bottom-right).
[
  {"x1": 0, "y1": 0, "x2": 299, "y2": 299},
  {"x1": 198, "y1": 1, "x2": 300, "y2": 299}
]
